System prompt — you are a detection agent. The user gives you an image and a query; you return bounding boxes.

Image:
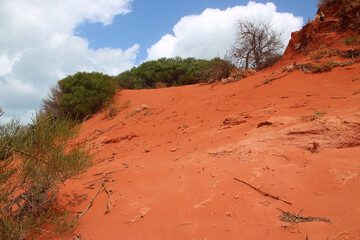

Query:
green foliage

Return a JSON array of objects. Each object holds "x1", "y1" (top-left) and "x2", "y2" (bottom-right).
[
  {"x1": 114, "y1": 57, "x2": 234, "y2": 89},
  {"x1": 58, "y1": 72, "x2": 117, "y2": 119},
  {"x1": 0, "y1": 111, "x2": 92, "y2": 239}
]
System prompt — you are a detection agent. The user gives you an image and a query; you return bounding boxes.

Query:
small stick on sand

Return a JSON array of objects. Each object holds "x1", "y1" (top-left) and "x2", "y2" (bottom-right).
[
  {"x1": 175, "y1": 222, "x2": 194, "y2": 227},
  {"x1": 263, "y1": 71, "x2": 293, "y2": 85},
  {"x1": 103, "y1": 183, "x2": 112, "y2": 215},
  {"x1": 174, "y1": 147, "x2": 197, "y2": 161},
  {"x1": 174, "y1": 152, "x2": 190, "y2": 161},
  {"x1": 238, "y1": 101, "x2": 275, "y2": 115},
  {"x1": 233, "y1": 177, "x2": 292, "y2": 205},
  {"x1": 330, "y1": 230, "x2": 350, "y2": 240}
]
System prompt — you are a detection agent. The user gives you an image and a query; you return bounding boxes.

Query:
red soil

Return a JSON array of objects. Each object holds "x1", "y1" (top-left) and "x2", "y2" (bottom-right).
[
  {"x1": 51, "y1": 58, "x2": 360, "y2": 239},
  {"x1": 48, "y1": 15, "x2": 360, "y2": 240}
]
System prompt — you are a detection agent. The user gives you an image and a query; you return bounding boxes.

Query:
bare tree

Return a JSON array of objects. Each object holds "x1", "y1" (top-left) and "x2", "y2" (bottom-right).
[
  {"x1": 42, "y1": 84, "x2": 63, "y2": 118},
  {"x1": 229, "y1": 19, "x2": 284, "y2": 70}
]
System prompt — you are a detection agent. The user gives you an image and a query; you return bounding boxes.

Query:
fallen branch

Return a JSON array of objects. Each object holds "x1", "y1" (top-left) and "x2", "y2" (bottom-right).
[
  {"x1": 77, "y1": 173, "x2": 108, "y2": 220},
  {"x1": 238, "y1": 101, "x2": 275, "y2": 115},
  {"x1": 263, "y1": 71, "x2": 293, "y2": 85},
  {"x1": 233, "y1": 177, "x2": 292, "y2": 205},
  {"x1": 277, "y1": 208, "x2": 331, "y2": 223}
]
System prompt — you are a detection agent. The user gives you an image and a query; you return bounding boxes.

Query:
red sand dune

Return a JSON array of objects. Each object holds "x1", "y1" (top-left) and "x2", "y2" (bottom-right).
[{"x1": 53, "y1": 16, "x2": 360, "y2": 240}]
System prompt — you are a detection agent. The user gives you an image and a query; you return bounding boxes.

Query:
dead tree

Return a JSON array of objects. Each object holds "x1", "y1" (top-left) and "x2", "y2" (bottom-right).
[{"x1": 229, "y1": 19, "x2": 284, "y2": 70}]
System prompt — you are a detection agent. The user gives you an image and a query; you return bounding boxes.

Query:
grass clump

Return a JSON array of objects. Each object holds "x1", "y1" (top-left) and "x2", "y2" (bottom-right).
[
  {"x1": 301, "y1": 106, "x2": 329, "y2": 121},
  {"x1": 311, "y1": 59, "x2": 337, "y2": 73},
  {"x1": 308, "y1": 48, "x2": 341, "y2": 62},
  {"x1": 0, "y1": 109, "x2": 92, "y2": 239},
  {"x1": 104, "y1": 100, "x2": 133, "y2": 119}
]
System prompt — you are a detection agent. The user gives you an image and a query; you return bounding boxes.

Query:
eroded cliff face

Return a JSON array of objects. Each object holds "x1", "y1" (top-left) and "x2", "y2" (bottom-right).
[{"x1": 283, "y1": 0, "x2": 360, "y2": 60}]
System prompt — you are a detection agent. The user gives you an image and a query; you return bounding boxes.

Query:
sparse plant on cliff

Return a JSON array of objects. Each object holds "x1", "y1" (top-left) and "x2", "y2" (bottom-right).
[
  {"x1": 308, "y1": 47, "x2": 341, "y2": 62},
  {"x1": 0, "y1": 111, "x2": 92, "y2": 239},
  {"x1": 342, "y1": 35, "x2": 360, "y2": 60},
  {"x1": 342, "y1": 35, "x2": 360, "y2": 47}
]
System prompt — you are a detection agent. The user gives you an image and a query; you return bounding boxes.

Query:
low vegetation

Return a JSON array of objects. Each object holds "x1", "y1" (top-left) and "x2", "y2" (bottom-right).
[
  {"x1": 311, "y1": 59, "x2": 338, "y2": 73},
  {"x1": 0, "y1": 109, "x2": 92, "y2": 239},
  {"x1": 301, "y1": 106, "x2": 329, "y2": 121},
  {"x1": 308, "y1": 47, "x2": 341, "y2": 62}
]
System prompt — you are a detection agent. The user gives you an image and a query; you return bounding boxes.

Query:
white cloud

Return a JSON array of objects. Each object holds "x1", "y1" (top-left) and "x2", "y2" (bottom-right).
[
  {"x1": 147, "y1": 1, "x2": 303, "y2": 61},
  {"x1": 0, "y1": 0, "x2": 137, "y2": 123}
]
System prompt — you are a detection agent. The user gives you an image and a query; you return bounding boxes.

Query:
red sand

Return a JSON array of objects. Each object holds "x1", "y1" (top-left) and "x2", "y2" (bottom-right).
[
  {"x1": 44, "y1": 14, "x2": 360, "y2": 239},
  {"x1": 52, "y1": 59, "x2": 360, "y2": 239}
]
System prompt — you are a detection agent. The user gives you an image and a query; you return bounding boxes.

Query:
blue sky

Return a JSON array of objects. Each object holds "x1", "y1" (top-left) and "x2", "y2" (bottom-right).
[
  {"x1": 0, "y1": 0, "x2": 317, "y2": 123},
  {"x1": 76, "y1": 0, "x2": 317, "y2": 63}
]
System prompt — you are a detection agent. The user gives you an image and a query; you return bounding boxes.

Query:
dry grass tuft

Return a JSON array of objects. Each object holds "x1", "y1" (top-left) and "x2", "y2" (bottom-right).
[{"x1": 105, "y1": 100, "x2": 133, "y2": 119}]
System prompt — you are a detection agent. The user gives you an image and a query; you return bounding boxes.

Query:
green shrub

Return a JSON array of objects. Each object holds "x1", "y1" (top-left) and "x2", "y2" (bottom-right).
[
  {"x1": 0, "y1": 111, "x2": 92, "y2": 239},
  {"x1": 58, "y1": 72, "x2": 117, "y2": 119},
  {"x1": 114, "y1": 57, "x2": 235, "y2": 89}
]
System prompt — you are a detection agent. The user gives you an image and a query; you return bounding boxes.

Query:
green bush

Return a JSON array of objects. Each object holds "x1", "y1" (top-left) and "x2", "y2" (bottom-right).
[
  {"x1": 0, "y1": 111, "x2": 92, "y2": 239},
  {"x1": 114, "y1": 57, "x2": 235, "y2": 89},
  {"x1": 58, "y1": 72, "x2": 117, "y2": 119}
]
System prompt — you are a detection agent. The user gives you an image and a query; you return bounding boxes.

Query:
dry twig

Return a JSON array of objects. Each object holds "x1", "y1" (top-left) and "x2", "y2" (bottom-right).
[
  {"x1": 175, "y1": 222, "x2": 194, "y2": 227},
  {"x1": 238, "y1": 101, "x2": 275, "y2": 115},
  {"x1": 330, "y1": 230, "x2": 350, "y2": 240},
  {"x1": 233, "y1": 177, "x2": 292, "y2": 205},
  {"x1": 103, "y1": 183, "x2": 111, "y2": 215},
  {"x1": 174, "y1": 152, "x2": 190, "y2": 161}
]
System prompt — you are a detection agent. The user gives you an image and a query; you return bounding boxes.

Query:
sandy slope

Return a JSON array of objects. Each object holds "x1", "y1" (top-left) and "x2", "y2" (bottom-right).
[{"x1": 49, "y1": 59, "x2": 360, "y2": 240}]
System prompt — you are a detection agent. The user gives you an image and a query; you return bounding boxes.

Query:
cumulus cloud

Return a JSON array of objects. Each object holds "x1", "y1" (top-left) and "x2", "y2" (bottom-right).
[
  {"x1": 147, "y1": 1, "x2": 303, "y2": 61},
  {"x1": 0, "y1": 0, "x2": 137, "y2": 123}
]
